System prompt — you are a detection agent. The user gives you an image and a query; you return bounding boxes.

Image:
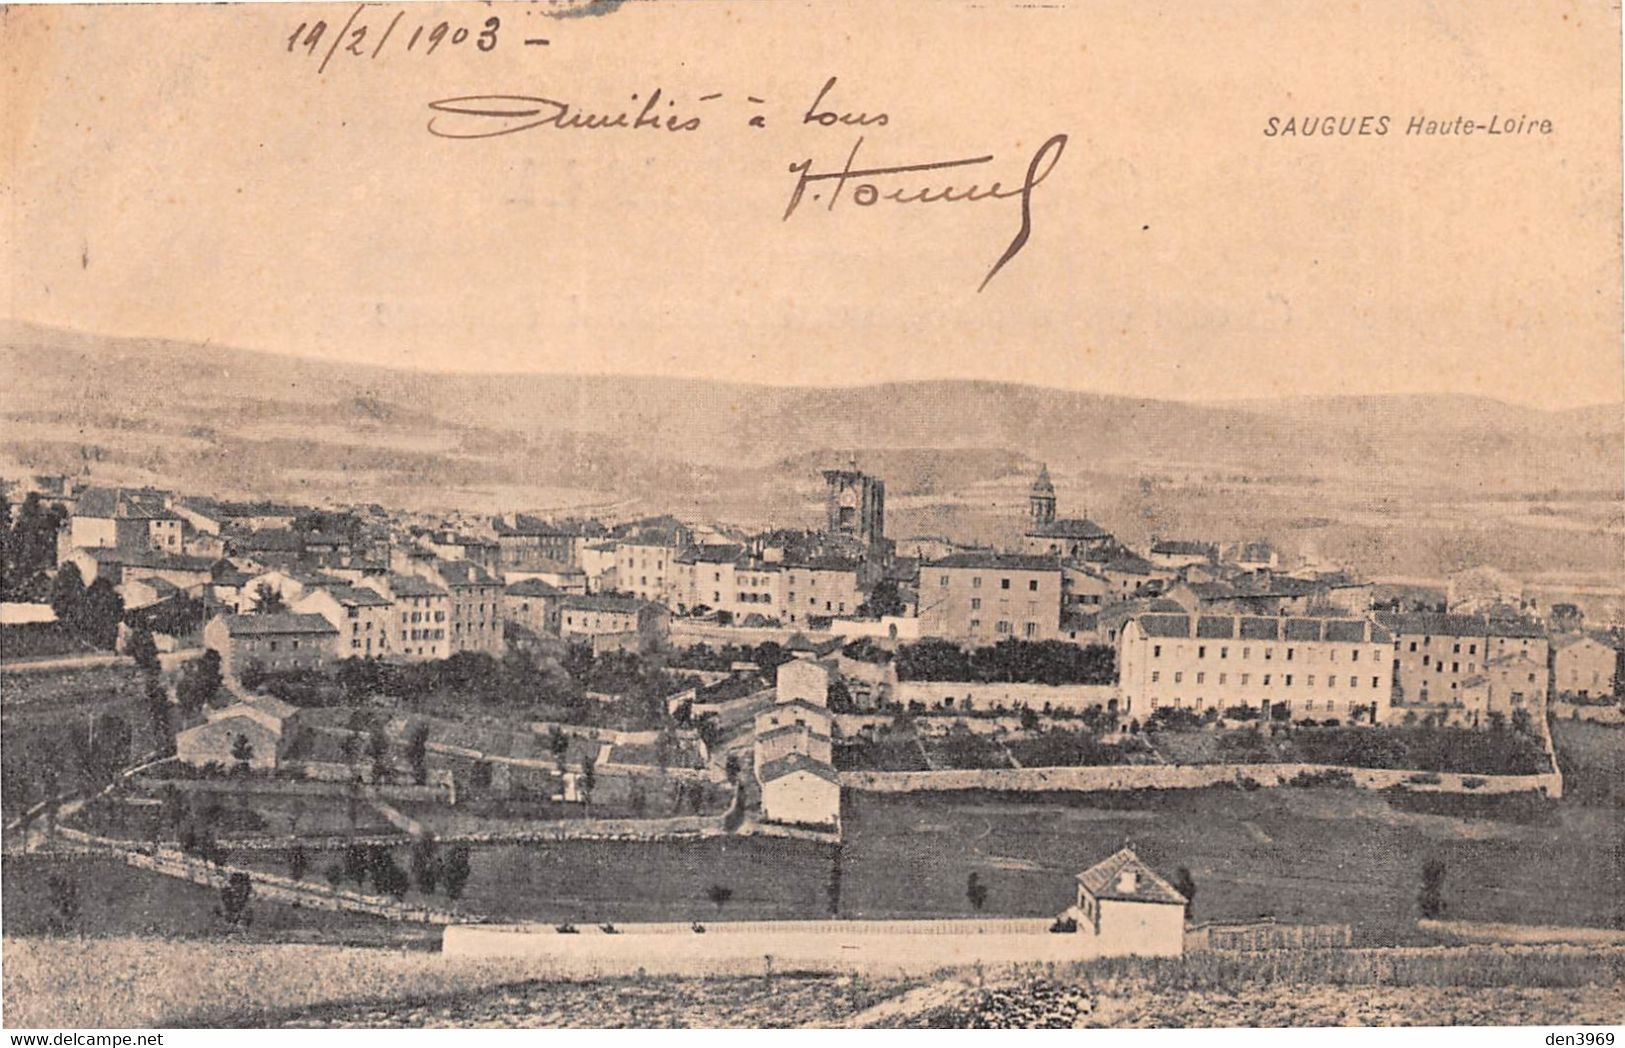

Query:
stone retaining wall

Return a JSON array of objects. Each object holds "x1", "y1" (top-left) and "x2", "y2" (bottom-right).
[
  {"x1": 893, "y1": 681, "x2": 1115, "y2": 713},
  {"x1": 842, "y1": 762, "x2": 1561, "y2": 796},
  {"x1": 441, "y1": 918, "x2": 1128, "y2": 975}
]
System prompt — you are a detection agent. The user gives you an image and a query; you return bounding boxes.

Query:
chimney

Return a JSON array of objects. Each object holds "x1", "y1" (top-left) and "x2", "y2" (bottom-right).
[{"x1": 1116, "y1": 869, "x2": 1138, "y2": 893}]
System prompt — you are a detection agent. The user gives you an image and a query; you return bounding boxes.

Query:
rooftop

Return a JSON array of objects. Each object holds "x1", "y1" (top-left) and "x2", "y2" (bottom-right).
[
  {"x1": 927, "y1": 552, "x2": 1063, "y2": 572},
  {"x1": 216, "y1": 612, "x2": 338, "y2": 637},
  {"x1": 758, "y1": 752, "x2": 840, "y2": 785},
  {"x1": 1076, "y1": 847, "x2": 1186, "y2": 906}
]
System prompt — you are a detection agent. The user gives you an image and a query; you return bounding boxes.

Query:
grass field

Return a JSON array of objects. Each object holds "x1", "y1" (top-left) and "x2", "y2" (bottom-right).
[
  {"x1": 0, "y1": 855, "x2": 431, "y2": 946},
  {"x1": 1551, "y1": 718, "x2": 1625, "y2": 807},
  {"x1": 837, "y1": 787, "x2": 1624, "y2": 941}
]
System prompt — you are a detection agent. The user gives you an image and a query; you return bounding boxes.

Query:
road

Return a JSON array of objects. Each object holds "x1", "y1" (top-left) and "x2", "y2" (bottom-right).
[{"x1": 1, "y1": 648, "x2": 203, "y2": 676}]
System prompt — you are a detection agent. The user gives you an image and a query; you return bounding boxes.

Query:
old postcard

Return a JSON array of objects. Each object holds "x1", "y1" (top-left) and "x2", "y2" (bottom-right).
[{"x1": 1, "y1": 0, "x2": 1621, "y2": 1033}]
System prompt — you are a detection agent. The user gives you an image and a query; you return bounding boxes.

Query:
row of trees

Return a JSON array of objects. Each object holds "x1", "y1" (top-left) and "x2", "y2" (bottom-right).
[
  {"x1": 895, "y1": 638, "x2": 1116, "y2": 686},
  {"x1": 316, "y1": 840, "x2": 473, "y2": 901}
]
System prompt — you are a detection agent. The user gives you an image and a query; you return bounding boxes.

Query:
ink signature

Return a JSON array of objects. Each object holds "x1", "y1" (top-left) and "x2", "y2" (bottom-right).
[{"x1": 425, "y1": 88, "x2": 1068, "y2": 291}]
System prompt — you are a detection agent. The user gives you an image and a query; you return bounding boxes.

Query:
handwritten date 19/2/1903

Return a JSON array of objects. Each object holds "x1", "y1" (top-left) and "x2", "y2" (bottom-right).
[{"x1": 424, "y1": 86, "x2": 1069, "y2": 292}]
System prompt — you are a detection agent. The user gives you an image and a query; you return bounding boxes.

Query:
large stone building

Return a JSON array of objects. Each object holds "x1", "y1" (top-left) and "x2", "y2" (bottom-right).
[
  {"x1": 423, "y1": 559, "x2": 504, "y2": 655},
  {"x1": 1376, "y1": 612, "x2": 1550, "y2": 717},
  {"x1": 203, "y1": 612, "x2": 339, "y2": 680},
  {"x1": 918, "y1": 553, "x2": 1064, "y2": 643},
  {"x1": 360, "y1": 574, "x2": 453, "y2": 661},
  {"x1": 1117, "y1": 612, "x2": 1395, "y2": 722},
  {"x1": 781, "y1": 558, "x2": 865, "y2": 625},
  {"x1": 1551, "y1": 633, "x2": 1619, "y2": 701},
  {"x1": 291, "y1": 583, "x2": 394, "y2": 659},
  {"x1": 558, "y1": 593, "x2": 671, "y2": 652}
]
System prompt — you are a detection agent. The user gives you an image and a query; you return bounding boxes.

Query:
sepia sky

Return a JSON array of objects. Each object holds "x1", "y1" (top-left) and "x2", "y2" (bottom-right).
[{"x1": 3, "y1": 0, "x2": 1620, "y2": 408}]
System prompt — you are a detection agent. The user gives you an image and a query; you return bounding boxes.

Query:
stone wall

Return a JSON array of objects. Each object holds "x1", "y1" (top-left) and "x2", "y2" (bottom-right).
[
  {"x1": 893, "y1": 681, "x2": 1116, "y2": 713},
  {"x1": 442, "y1": 918, "x2": 1140, "y2": 975},
  {"x1": 842, "y1": 762, "x2": 1561, "y2": 797}
]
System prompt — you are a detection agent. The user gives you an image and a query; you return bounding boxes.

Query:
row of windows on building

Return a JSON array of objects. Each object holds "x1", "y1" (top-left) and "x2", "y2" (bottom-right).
[
  {"x1": 1151, "y1": 644, "x2": 1385, "y2": 664},
  {"x1": 938, "y1": 576, "x2": 1044, "y2": 591},
  {"x1": 1144, "y1": 695, "x2": 1375, "y2": 712},
  {"x1": 402, "y1": 611, "x2": 447, "y2": 624},
  {"x1": 1149, "y1": 670, "x2": 1384, "y2": 688},
  {"x1": 969, "y1": 620, "x2": 1041, "y2": 636}
]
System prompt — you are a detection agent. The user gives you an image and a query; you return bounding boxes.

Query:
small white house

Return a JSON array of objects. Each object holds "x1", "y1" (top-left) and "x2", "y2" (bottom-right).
[
  {"x1": 758, "y1": 753, "x2": 840, "y2": 828},
  {"x1": 1067, "y1": 847, "x2": 1187, "y2": 957}
]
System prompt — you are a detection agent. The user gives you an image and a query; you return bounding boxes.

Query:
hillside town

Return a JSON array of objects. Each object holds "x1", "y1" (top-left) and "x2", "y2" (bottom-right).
[
  {"x1": 0, "y1": 461, "x2": 1618, "y2": 974},
  {"x1": 4, "y1": 461, "x2": 1618, "y2": 844}
]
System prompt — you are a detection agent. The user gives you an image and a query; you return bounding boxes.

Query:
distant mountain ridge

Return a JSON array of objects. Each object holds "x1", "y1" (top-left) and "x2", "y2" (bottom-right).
[{"x1": 2, "y1": 320, "x2": 1620, "y2": 501}]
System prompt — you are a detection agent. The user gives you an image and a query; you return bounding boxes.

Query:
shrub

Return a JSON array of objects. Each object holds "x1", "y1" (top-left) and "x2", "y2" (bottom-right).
[
  {"x1": 1049, "y1": 916, "x2": 1078, "y2": 933},
  {"x1": 1287, "y1": 768, "x2": 1355, "y2": 788},
  {"x1": 1461, "y1": 776, "x2": 1485, "y2": 790}
]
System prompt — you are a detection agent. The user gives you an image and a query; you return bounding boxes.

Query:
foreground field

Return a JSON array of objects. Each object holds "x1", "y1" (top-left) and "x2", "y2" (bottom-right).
[
  {"x1": 5, "y1": 937, "x2": 1618, "y2": 1028},
  {"x1": 839, "y1": 786, "x2": 1624, "y2": 941}
]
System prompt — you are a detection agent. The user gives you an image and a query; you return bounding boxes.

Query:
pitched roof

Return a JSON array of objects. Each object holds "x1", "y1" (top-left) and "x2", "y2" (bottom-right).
[
  {"x1": 678, "y1": 543, "x2": 747, "y2": 564},
  {"x1": 434, "y1": 560, "x2": 497, "y2": 587},
  {"x1": 324, "y1": 584, "x2": 392, "y2": 608},
  {"x1": 1104, "y1": 555, "x2": 1155, "y2": 576},
  {"x1": 1028, "y1": 518, "x2": 1108, "y2": 540},
  {"x1": 1076, "y1": 847, "x2": 1186, "y2": 906},
  {"x1": 927, "y1": 552, "x2": 1062, "y2": 572},
  {"x1": 756, "y1": 723, "x2": 832, "y2": 745},
  {"x1": 1151, "y1": 540, "x2": 1213, "y2": 557},
  {"x1": 1377, "y1": 611, "x2": 1544, "y2": 640},
  {"x1": 217, "y1": 612, "x2": 338, "y2": 636},
  {"x1": 384, "y1": 574, "x2": 447, "y2": 598},
  {"x1": 758, "y1": 752, "x2": 840, "y2": 785},
  {"x1": 561, "y1": 593, "x2": 653, "y2": 614},
  {"x1": 505, "y1": 578, "x2": 563, "y2": 597}
]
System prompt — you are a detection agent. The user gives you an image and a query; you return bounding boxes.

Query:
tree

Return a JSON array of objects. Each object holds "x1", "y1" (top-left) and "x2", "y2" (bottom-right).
[
  {"x1": 705, "y1": 884, "x2": 734, "y2": 913},
  {"x1": 1172, "y1": 866, "x2": 1198, "y2": 917},
  {"x1": 578, "y1": 758, "x2": 595, "y2": 810},
  {"x1": 46, "y1": 873, "x2": 80, "y2": 932},
  {"x1": 549, "y1": 725, "x2": 569, "y2": 771},
  {"x1": 371, "y1": 853, "x2": 410, "y2": 900},
  {"x1": 724, "y1": 752, "x2": 742, "y2": 784},
  {"x1": 406, "y1": 722, "x2": 431, "y2": 786},
  {"x1": 859, "y1": 579, "x2": 906, "y2": 618},
  {"x1": 250, "y1": 583, "x2": 287, "y2": 614},
  {"x1": 177, "y1": 650, "x2": 223, "y2": 717},
  {"x1": 144, "y1": 677, "x2": 174, "y2": 754},
  {"x1": 287, "y1": 843, "x2": 309, "y2": 881},
  {"x1": 441, "y1": 844, "x2": 472, "y2": 901},
  {"x1": 49, "y1": 561, "x2": 86, "y2": 628},
  {"x1": 230, "y1": 733, "x2": 255, "y2": 774},
  {"x1": 827, "y1": 846, "x2": 843, "y2": 917},
  {"x1": 218, "y1": 872, "x2": 253, "y2": 928},
  {"x1": 127, "y1": 624, "x2": 161, "y2": 676},
  {"x1": 966, "y1": 872, "x2": 989, "y2": 911},
  {"x1": 342, "y1": 843, "x2": 371, "y2": 888},
  {"x1": 80, "y1": 578, "x2": 125, "y2": 650},
  {"x1": 410, "y1": 837, "x2": 440, "y2": 895},
  {"x1": 1418, "y1": 858, "x2": 1447, "y2": 920},
  {"x1": 368, "y1": 723, "x2": 391, "y2": 784}
]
